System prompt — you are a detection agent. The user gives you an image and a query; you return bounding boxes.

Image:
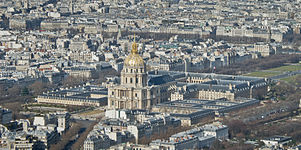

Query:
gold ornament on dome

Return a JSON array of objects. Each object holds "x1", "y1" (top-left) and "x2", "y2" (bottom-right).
[
  {"x1": 131, "y1": 40, "x2": 138, "y2": 54},
  {"x1": 124, "y1": 35, "x2": 145, "y2": 67}
]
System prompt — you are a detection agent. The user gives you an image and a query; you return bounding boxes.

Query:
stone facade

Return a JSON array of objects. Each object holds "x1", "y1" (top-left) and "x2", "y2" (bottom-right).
[{"x1": 108, "y1": 41, "x2": 171, "y2": 110}]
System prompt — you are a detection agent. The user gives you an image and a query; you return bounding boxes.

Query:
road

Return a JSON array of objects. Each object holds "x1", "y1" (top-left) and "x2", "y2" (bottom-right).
[
  {"x1": 64, "y1": 119, "x2": 96, "y2": 150},
  {"x1": 270, "y1": 70, "x2": 301, "y2": 80}
]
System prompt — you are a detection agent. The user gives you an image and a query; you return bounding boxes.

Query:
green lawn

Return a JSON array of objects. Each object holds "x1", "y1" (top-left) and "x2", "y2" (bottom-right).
[
  {"x1": 245, "y1": 64, "x2": 301, "y2": 78},
  {"x1": 244, "y1": 71, "x2": 280, "y2": 78},
  {"x1": 267, "y1": 65, "x2": 301, "y2": 72}
]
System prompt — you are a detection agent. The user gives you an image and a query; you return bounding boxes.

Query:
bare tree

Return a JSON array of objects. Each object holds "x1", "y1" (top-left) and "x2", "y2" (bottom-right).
[
  {"x1": 209, "y1": 140, "x2": 225, "y2": 150},
  {"x1": 194, "y1": 54, "x2": 300, "y2": 75},
  {"x1": 50, "y1": 122, "x2": 81, "y2": 150},
  {"x1": 71, "y1": 122, "x2": 97, "y2": 150},
  {"x1": 0, "y1": 85, "x2": 7, "y2": 97},
  {"x1": 7, "y1": 85, "x2": 21, "y2": 96},
  {"x1": 91, "y1": 69, "x2": 119, "y2": 84},
  {"x1": 29, "y1": 81, "x2": 51, "y2": 96},
  {"x1": 62, "y1": 76, "x2": 88, "y2": 87}
]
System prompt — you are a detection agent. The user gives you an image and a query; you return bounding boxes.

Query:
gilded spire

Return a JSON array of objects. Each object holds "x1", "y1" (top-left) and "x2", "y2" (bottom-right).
[
  {"x1": 124, "y1": 34, "x2": 144, "y2": 67},
  {"x1": 131, "y1": 34, "x2": 138, "y2": 54}
]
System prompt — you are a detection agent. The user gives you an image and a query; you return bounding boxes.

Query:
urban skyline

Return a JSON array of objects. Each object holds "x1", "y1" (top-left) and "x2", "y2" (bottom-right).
[{"x1": 0, "y1": 0, "x2": 300, "y2": 150}]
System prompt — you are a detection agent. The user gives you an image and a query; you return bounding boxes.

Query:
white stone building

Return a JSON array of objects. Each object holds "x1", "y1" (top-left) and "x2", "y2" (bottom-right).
[{"x1": 202, "y1": 122, "x2": 229, "y2": 140}]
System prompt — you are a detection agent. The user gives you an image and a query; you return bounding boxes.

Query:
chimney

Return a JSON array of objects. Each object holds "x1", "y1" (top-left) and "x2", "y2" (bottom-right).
[
  {"x1": 155, "y1": 69, "x2": 158, "y2": 75},
  {"x1": 183, "y1": 85, "x2": 187, "y2": 91},
  {"x1": 229, "y1": 84, "x2": 232, "y2": 90}
]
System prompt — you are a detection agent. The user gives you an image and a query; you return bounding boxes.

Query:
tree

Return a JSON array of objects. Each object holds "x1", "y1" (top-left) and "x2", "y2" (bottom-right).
[
  {"x1": 0, "y1": 85, "x2": 7, "y2": 98},
  {"x1": 21, "y1": 87, "x2": 29, "y2": 96},
  {"x1": 62, "y1": 76, "x2": 88, "y2": 87},
  {"x1": 224, "y1": 142, "x2": 254, "y2": 150},
  {"x1": 50, "y1": 122, "x2": 81, "y2": 150},
  {"x1": 7, "y1": 85, "x2": 21, "y2": 96},
  {"x1": 71, "y1": 122, "x2": 97, "y2": 150},
  {"x1": 194, "y1": 54, "x2": 300, "y2": 75},
  {"x1": 292, "y1": 75, "x2": 301, "y2": 87},
  {"x1": 91, "y1": 69, "x2": 119, "y2": 84},
  {"x1": 270, "y1": 82, "x2": 295, "y2": 100},
  {"x1": 209, "y1": 140, "x2": 224, "y2": 150},
  {"x1": 226, "y1": 120, "x2": 249, "y2": 138},
  {"x1": 29, "y1": 81, "x2": 50, "y2": 96}
]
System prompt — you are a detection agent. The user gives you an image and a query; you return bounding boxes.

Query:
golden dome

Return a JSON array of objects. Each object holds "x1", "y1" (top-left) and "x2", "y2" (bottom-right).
[{"x1": 124, "y1": 39, "x2": 145, "y2": 67}]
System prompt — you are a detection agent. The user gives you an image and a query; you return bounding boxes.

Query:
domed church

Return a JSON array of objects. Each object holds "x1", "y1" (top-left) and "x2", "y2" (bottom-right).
[{"x1": 108, "y1": 39, "x2": 175, "y2": 110}]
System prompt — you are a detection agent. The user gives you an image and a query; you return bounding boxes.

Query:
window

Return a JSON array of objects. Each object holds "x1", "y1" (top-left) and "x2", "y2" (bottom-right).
[
  {"x1": 126, "y1": 78, "x2": 127, "y2": 83},
  {"x1": 112, "y1": 91, "x2": 114, "y2": 95},
  {"x1": 130, "y1": 78, "x2": 133, "y2": 83},
  {"x1": 136, "y1": 77, "x2": 138, "y2": 83},
  {"x1": 111, "y1": 101, "x2": 114, "y2": 106},
  {"x1": 135, "y1": 93, "x2": 138, "y2": 97}
]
